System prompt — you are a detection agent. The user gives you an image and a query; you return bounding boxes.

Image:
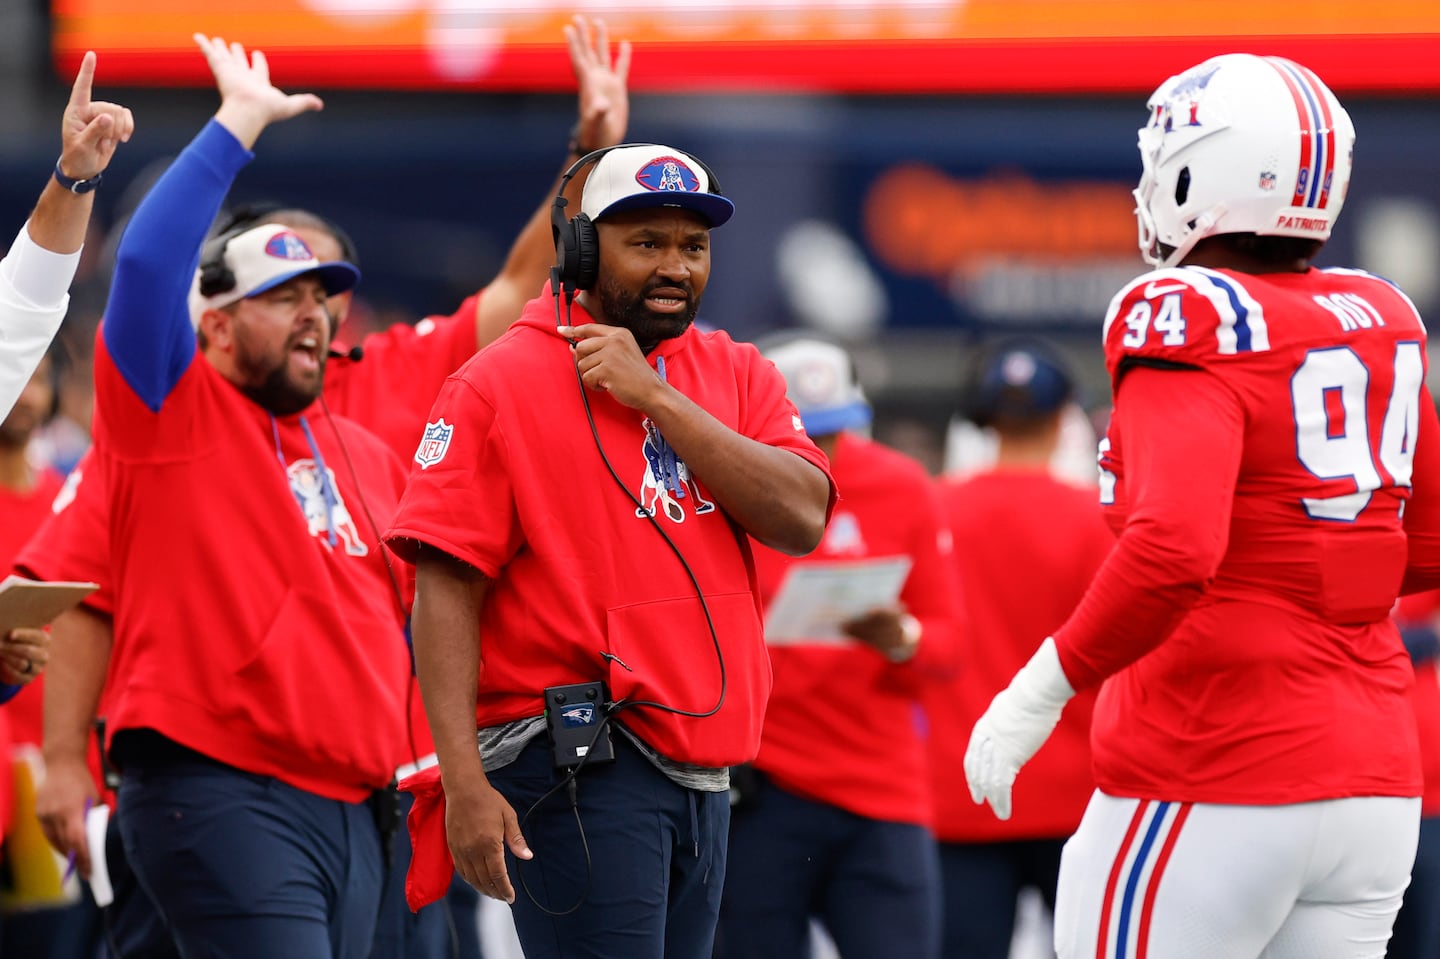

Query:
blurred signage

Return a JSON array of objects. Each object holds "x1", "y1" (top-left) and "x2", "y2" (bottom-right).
[
  {"x1": 52, "y1": 1, "x2": 1440, "y2": 92},
  {"x1": 862, "y1": 165, "x2": 1139, "y2": 327}
]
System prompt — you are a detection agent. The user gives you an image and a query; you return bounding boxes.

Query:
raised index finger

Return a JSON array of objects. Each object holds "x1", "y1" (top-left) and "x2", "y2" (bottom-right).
[{"x1": 69, "y1": 51, "x2": 96, "y2": 110}]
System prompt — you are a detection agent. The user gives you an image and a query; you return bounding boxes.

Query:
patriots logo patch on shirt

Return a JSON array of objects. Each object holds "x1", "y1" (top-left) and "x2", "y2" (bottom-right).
[{"x1": 414, "y1": 419, "x2": 454, "y2": 470}]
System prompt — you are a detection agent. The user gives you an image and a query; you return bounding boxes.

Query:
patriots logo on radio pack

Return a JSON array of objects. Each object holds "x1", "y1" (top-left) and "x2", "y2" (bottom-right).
[
  {"x1": 414, "y1": 419, "x2": 454, "y2": 470},
  {"x1": 560, "y1": 705, "x2": 596, "y2": 728}
]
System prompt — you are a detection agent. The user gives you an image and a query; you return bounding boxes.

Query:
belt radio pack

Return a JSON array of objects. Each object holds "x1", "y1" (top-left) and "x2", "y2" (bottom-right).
[{"x1": 543, "y1": 682, "x2": 616, "y2": 769}]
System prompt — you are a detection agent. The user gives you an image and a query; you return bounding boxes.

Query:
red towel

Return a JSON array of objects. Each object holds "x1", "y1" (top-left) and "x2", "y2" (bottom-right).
[{"x1": 397, "y1": 765, "x2": 454, "y2": 911}]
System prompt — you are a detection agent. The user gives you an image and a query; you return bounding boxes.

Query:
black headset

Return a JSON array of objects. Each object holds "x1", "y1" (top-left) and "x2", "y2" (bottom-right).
[
  {"x1": 550, "y1": 143, "x2": 725, "y2": 296},
  {"x1": 197, "y1": 202, "x2": 360, "y2": 299},
  {"x1": 196, "y1": 225, "x2": 247, "y2": 298}
]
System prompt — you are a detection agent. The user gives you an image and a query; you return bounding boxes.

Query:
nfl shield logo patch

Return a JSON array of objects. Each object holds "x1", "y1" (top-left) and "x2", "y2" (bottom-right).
[{"x1": 414, "y1": 419, "x2": 454, "y2": 470}]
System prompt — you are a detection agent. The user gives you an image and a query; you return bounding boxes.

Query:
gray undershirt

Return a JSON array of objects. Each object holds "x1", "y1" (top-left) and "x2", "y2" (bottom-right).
[{"x1": 477, "y1": 716, "x2": 729, "y2": 793}]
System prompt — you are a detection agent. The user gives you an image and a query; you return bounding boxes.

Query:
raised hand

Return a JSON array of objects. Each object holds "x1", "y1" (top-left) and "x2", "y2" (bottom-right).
[
  {"x1": 565, "y1": 15, "x2": 631, "y2": 154},
  {"x1": 192, "y1": 34, "x2": 323, "y2": 149},
  {"x1": 59, "y1": 51, "x2": 134, "y2": 182}
]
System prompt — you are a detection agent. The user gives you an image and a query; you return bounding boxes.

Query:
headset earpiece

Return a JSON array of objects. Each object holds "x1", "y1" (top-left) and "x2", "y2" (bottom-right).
[
  {"x1": 197, "y1": 229, "x2": 242, "y2": 299},
  {"x1": 552, "y1": 147, "x2": 622, "y2": 295},
  {"x1": 566, "y1": 212, "x2": 600, "y2": 292}
]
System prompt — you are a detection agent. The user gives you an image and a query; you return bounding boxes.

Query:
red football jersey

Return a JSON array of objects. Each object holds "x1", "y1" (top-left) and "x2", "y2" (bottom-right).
[
  {"x1": 1393, "y1": 590, "x2": 1440, "y2": 816},
  {"x1": 385, "y1": 291, "x2": 837, "y2": 768},
  {"x1": 751, "y1": 432, "x2": 961, "y2": 826},
  {"x1": 931, "y1": 468, "x2": 1113, "y2": 841},
  {"x1": 1054, "y1": 265, "x2": 1440, "y2": 805}
]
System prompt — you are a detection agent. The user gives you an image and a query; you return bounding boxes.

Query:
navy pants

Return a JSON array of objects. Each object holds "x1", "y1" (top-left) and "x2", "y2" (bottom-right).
[
  {"x1": 445, "y1": 875, "x2": 485, "y2": 959},
  {"x1": 371, "y1": 790, "x2": 452, "y2": 959},
  {"x1": 116, "y1": 743, "x2": 383, "y2": 959},
  {"x1": 105, "y1": 811, "x2": 182, "y2": 958},
  {"x1": 0, "y1": 895, "x2": 100, "y2": 959},
  {"x1": 715, "y1": 773, "x2": 941, "y2": 959},
  {"x1": 1388, "y1": 814, "x2": 1440, "y2": 959},
  {"x1": 936, "y1": 836, "x2": 1066, "y2": 959},
  {"x1": 488, "y1": 735, "x2": 728, "y2": 959}
]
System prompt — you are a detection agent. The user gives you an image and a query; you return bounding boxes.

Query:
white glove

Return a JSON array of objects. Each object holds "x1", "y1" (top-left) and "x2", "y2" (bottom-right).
[{"x1": 964, "y1": 637, "x2": 1075, "y2": 821}]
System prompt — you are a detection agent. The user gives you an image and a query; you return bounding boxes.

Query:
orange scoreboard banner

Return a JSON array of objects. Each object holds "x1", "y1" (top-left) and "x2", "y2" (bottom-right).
[{"x1": 53, "y1": 1, "x2": 1440, "y2": 93}]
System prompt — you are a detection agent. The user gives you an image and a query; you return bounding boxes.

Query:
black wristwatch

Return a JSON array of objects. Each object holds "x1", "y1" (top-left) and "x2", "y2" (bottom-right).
[{"x1": 53, "y1": 158, "x2": 102, "y2": 195}]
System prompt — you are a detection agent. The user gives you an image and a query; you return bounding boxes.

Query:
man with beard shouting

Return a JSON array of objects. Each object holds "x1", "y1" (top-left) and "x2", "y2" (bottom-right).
[{"x1": 86, "y1": 35, "x2": 412, "y2": 958}]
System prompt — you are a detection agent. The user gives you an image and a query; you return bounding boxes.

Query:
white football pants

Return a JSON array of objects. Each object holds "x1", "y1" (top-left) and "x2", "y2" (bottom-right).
[{"x1": 1054, "y1": 791, "x2": 1419, "y2": 959}]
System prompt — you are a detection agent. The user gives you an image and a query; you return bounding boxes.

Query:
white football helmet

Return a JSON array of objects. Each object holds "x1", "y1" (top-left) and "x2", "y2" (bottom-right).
[{"x1": 1133, "y1": 53, "x2": 1356, "y2": 268}]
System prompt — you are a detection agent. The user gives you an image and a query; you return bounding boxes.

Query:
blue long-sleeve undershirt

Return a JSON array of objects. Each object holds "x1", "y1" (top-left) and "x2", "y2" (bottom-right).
[{"x1": 102, "y1": 120, "x2": 254, "y2": 411}]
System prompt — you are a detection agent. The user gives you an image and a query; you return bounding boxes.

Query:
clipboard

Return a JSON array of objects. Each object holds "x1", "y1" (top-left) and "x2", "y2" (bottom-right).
[
  {"x1": 0, "y1": 576, "x2": 100, "y2": 636},
  {"x1": 763, "y1": 556, "x2": 913, "y2": 644}
]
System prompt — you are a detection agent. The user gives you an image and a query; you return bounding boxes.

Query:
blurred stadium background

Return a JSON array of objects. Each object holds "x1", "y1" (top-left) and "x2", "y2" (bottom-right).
[{"x1": 2, "y1": 1, "x2": 1438, "y2": 474}]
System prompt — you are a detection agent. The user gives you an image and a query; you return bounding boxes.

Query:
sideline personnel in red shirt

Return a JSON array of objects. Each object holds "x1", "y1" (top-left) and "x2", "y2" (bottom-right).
[
  {"x1": 930, "y1": 339, "x2": 1112, "y2": 959},
  {"x1": 716, "y1": 333, "x2": 961, "y2": 959},
  {"x1": 384, "y1": 143, "x2": 835, "y2": 959},
  {"x1": 91, "y1": 38, "x2": 410, "y2": 959}
]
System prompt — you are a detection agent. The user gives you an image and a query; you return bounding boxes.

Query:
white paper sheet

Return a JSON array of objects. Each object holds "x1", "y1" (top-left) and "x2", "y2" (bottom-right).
[
  {"x1": 763, "y1": 556, "x2": 913, "y2": 644},
  {"x1": 85, "y1": 802, "x2": 113, "y2": 908}
]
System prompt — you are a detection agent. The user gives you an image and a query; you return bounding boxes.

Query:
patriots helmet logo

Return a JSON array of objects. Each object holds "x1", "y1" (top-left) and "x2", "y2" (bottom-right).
[
  {"x1": 560, "y1": 705, "x2": 595, "y2": 727},
  {"x1": 635, "y1": 157, "x2": 702, "y2": 194},
  {"x1": 1156, "y1": 63, "x2": 1221, "y2": 132},
  {"x1": 414, "y1": 419, "x2": 454, "y2": 470}
]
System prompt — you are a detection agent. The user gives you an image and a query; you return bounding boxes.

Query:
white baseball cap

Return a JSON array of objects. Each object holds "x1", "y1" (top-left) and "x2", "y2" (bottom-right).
[
  {"x1": 762, "y1": 336, "x2": 872, "y2": 438},
  {"x1": 188, "y1": 224, "x2": 360, "y2": 325},
  {"x1": 581, "y1": 144, "x2": 735, "y2": 228}
]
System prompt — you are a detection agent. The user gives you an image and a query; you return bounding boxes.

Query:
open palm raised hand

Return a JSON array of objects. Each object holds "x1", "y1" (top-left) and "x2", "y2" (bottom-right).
[{"x1": 192, "y1": 34, "x2": 323, "y2": 148}]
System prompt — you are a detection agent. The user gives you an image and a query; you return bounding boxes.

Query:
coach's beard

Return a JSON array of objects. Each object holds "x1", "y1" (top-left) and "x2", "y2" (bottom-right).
[
  {"x1": 239, "y1": 349, "x2": 327, "y2": 416},
  {"x1": 597, "y1": 276, "x2": 701, "y2": 354}
]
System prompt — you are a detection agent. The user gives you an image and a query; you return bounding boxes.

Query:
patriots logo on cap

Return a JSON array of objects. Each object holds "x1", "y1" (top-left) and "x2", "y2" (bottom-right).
[
  {"x1": 635, "y1": 157, "x2": 701, "y2": 194},
  {"x1": 264, "y1": 231, "x2": 314, "y2": 262}
]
